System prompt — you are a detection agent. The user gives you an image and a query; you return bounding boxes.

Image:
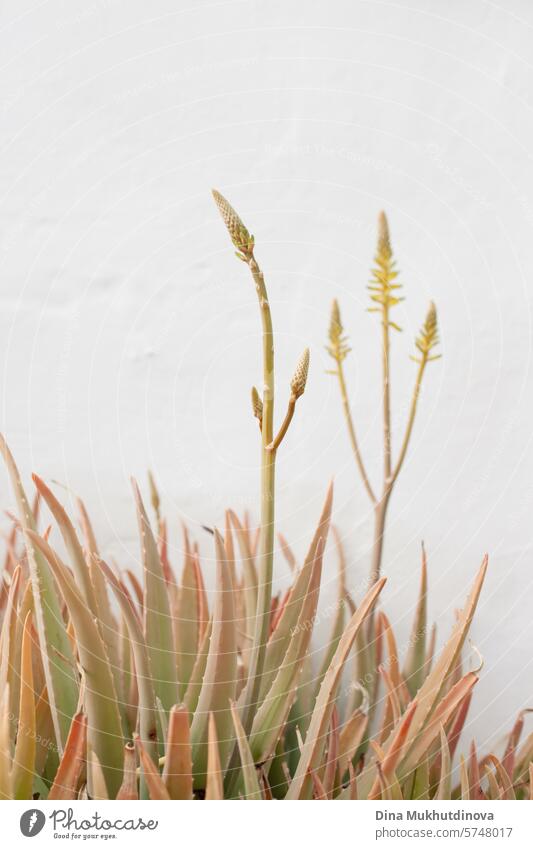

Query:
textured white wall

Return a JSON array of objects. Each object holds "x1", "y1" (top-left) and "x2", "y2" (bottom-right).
[{"x1": 1, "y1": 0, "x2": 532, "y2": 751}]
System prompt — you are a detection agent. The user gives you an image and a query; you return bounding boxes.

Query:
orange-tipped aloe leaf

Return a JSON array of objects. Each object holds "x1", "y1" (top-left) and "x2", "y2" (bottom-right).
[
  {"x1": 32, "y1": 476, "x2": 98, "y2": 616},
  {"x1": 287, "y1": 577, "x2": 386, "y2": 799},
  {"x1": 435, "y1": 726, "x2": 452, "y2": 800},
  {"x1": 310, "y1": 769, "x2": 327, "y2": 799},
  {"x1": 368, "y1": 700, "x2": 418, "y2": 799},
  {"x1": 26, "y1": 530, "x2": 123, "y2": 798},
  {"x1": 460, "y1": 755, "x2": 470, "y2": 799},
  {"x1": 116, "y1": 742, "x2": 138, "y2": 800},
  {"x1": 402, "y1": 544, "x2": 428, "y2": 696},
  {"x1": 34, "y1": 686, "x2": 55, "y2": 776},
  {"x1": 48, "y1": 711, "x2": 87, "y2": 800},
  {"x1": 448, "y1": 689, "x2": 473, "y2": 762},
  {"x1": 261, "y1": 483, "x2": 333, "y2": 699},
  {"x1": 401, "y1": 557, "x2": 488, "y2": 764},
  {"x1": 192, "y1": 551, "x2": 209, "y2": 644},
  {"x1": 0, "y1": 437, "x2": 77, "y2": 749},
  {"x1": 0, "y1": 565, "x2": 21, "y2": 739},
  {"x1": 502, "y1": 710, "x2": 531, "y2": 780},
  {"x1": 191, "y1": 531, "x2": 237, "y2": 784},
  {"x1": 184, "y1": 619, "x2": 212, "y2": 714},
  {"x1": 485, "y1": 754, "x2": 516, "y2": 800},
  {"x1": 176, "y1": 545, "x2": 198, "y2": 696},
  {"x1": 278, "y1": 532, "x2": 297, "y2": 574},
  {"x1": 12, "y1": 612, "x2": 36, "y2": 799},
  {"x1": 134, "y1": 735, "x2": 170, "y2": 800},
  {"x1": 205, "y1": 713, "x2": 223, "y2": 800},
  {"x1": 314, "y1": 529, "x2": 346, "y2": 699},
  {"x1": 338, "y1": 708, "x2": 368, "y2": 778},
  {"x1": 249, "y1": 539, "x2": 324, "y2": 764},
  {"x1": 230, "y1": 702, "x2": 262, "y2": 799},
  {"x1": 0, "y1": 689, "x2": 13, "y2": 799},
  {"x1": 322, "y1": 706, "x2": 340, "y2": 799},
  {"x1": 401, "y1": 672, "x2": 478, "y2": 777},
  {"x1": 163, "y1": 705, "x2": 193, "y2": 800},
  {"x1": 98, "y1": 559, "x2": 158, "y2": 764},
  {"x1": 132, "y1": 479, "x2": 177, "y2": 711}
]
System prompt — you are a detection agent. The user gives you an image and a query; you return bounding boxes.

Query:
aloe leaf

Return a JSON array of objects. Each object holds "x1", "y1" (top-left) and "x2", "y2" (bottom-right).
[
  {"x1": 337, "y1": 708, "x2": 368, "y2": 777},
  {"x1": 287, "y1": 576, "x2": 386, "y2": 799},
  {"x1": 184, "y1": 619, "x2": 212, "y2": 714},
  {"x1": 402, "y1": 544, "x2": 428, "y2": 696},
  {"x1": 34, "y1": 686, "x2": 55, "y2": 776},
  {"x1": 261, "y1": 483, "x2": 333, "y2": 700},
  {"x1": 48, "y1": 711, "x2": 87, "y2": 800},
  {"x1": 249, "y1": 538, "x2": 324, "y2": 764},
  {"x1": 134, "y1": 735, "x2": 170, "y2": 800},
  {"x1": 176, "y1": 546, "x2": 198, "y2": 697},
  {"x1": 400, "y1": 558, "x2": 487, "y2": 765},
  {"x1": 313, "y1": 556, "x2": 345, "y2": 698},
  {"x1": 0, "y1": 436, "x2": 78, "y2": 749},
  {"x1": 0, "y1": 689, "x2": 13, "y2": 799},
  {"x1": 368, "y1": 699, "x2": 418, "y2": 799},
  {"x1": 0, "y1": 565, "x2": 21, "y2": 738},
  {"x1": 230, "y1": 702, "x2": 262, "y2": 799},
  {"x1": 116, "y1": 743, "x2": 138, "y2": 800},
  {"x1": 205, "y1": 713, "x2": 223, "y2": 800},
  {"x1": 162, "y1": 705, "x2": 193, "y2": 800},
  {"x1": 87, "y1": 750, "x2": 110, "y2": 799},
  {"x1": 435, "y1": 726, "x2": 452, "y2": 800},
  {"x1": 400, "y1": 672, "x2": 478, "y2": 777},
  {"x1": 191, "y1": 530, "x2": 237, "y2": 785},
  {"x1": 26, "y1": 531, "x2": 124, "y2": 798},
  {"x1": 34, "y1": 476, "x2": 124, "y2": 719},
  {"x1": 32, "y1": 476, "x2": 99, "y2": 615},
  {"x1": 132, "y1": 480, "x2": 177, "y2": 712},
  {"x1": 99, "y1": 560, "x2": 158, "y2": 765},
  {"x1": 12, "y1": 612, "x2": 36, "y2": 799}
]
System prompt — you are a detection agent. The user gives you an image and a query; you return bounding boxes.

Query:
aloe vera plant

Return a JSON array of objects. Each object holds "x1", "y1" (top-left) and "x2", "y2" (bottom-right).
[{"x1": 0, "y1": 196, "x2": 529, "y2": 801}]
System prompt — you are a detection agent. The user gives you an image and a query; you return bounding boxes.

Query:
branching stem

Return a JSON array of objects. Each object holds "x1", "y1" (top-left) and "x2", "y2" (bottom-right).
[{"x1": 335, "y1": 360, "x2": 377, "y2": 505}]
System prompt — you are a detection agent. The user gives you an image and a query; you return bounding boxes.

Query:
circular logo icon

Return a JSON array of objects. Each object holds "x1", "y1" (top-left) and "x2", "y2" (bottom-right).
[{"x1": 20, "y1": 810, "x2": 46, "y2": 838}]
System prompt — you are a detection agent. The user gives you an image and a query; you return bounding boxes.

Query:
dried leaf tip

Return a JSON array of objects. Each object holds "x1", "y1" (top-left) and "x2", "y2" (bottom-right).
[
  {"x1": 212, "y1": 189, "x2": 254, "y2": 260},
  {"x1": 291, "y1": 348, "x2": 310, "y2": 399},
  {"x1": 148, "y1": 470, "x2": 160, "y2": 522},
  {"x1": 414, "y1": 301, "x2": 441, "y2": 362},
  {"x1": 251, "y1": 386, "x2": 263, "y2": 422},
  {"x1": 327, "y1": 299, "x2": 350, "y2": 363}
]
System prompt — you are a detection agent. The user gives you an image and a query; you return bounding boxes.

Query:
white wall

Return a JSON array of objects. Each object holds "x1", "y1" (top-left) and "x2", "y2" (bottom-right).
[{"x1": 1, "y1": 0, "x2": 532, "y2": 751}]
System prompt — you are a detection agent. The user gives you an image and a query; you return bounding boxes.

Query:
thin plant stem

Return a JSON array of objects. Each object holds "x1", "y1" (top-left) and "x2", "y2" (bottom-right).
[
  {"x1": 335, "y1": 360, "x2": 376, "y2": 504},
  {"x1": 267, "y1": 396, "x2": 295, "y2": 453},
  {"x1": 382, "y1": 303, "x2": 392, "y2": 485},
  {"x1": 239, "y1": 255, "x2": 276, "y2": 735},
  {"x1": 391, "y1": 358, "x2": 426, "y2": 486}
]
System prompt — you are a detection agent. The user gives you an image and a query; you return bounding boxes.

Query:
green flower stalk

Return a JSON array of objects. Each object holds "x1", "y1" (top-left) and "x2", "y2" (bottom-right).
[{"x1": 212, "y1": 190, "x2": 309, "y2": 740}]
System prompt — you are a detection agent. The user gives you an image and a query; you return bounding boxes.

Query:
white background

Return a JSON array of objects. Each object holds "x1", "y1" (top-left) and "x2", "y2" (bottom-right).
[{"x1": 0, "y1": 0, "x2": 532, "y2": 752}]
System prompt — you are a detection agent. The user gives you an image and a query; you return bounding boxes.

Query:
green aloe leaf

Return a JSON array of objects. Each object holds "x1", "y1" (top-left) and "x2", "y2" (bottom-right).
[
  {"x1": 27, "y1": 530, "x2": 124, "y2": 798},
  {"x1": 0, "y1": 436, "x2": 77, "y2": 750},
  {"x1": 287, "y1": 576, "x2": 386, "y2": 799},
  {"x1": 191, "y1": 530, "x2": 237, "y2": 786},
  {"x1": 132, "y1": 480, "x2": 177, "y2": 712}
]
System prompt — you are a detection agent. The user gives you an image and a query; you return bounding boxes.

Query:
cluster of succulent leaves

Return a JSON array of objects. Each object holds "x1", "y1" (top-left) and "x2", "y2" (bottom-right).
[
  {"x1": 0, "y1": 194, "x2": 531, "y2": 802},
  {"x1": 0, "y1": 437, "x2": 530, "y2": 801}
]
